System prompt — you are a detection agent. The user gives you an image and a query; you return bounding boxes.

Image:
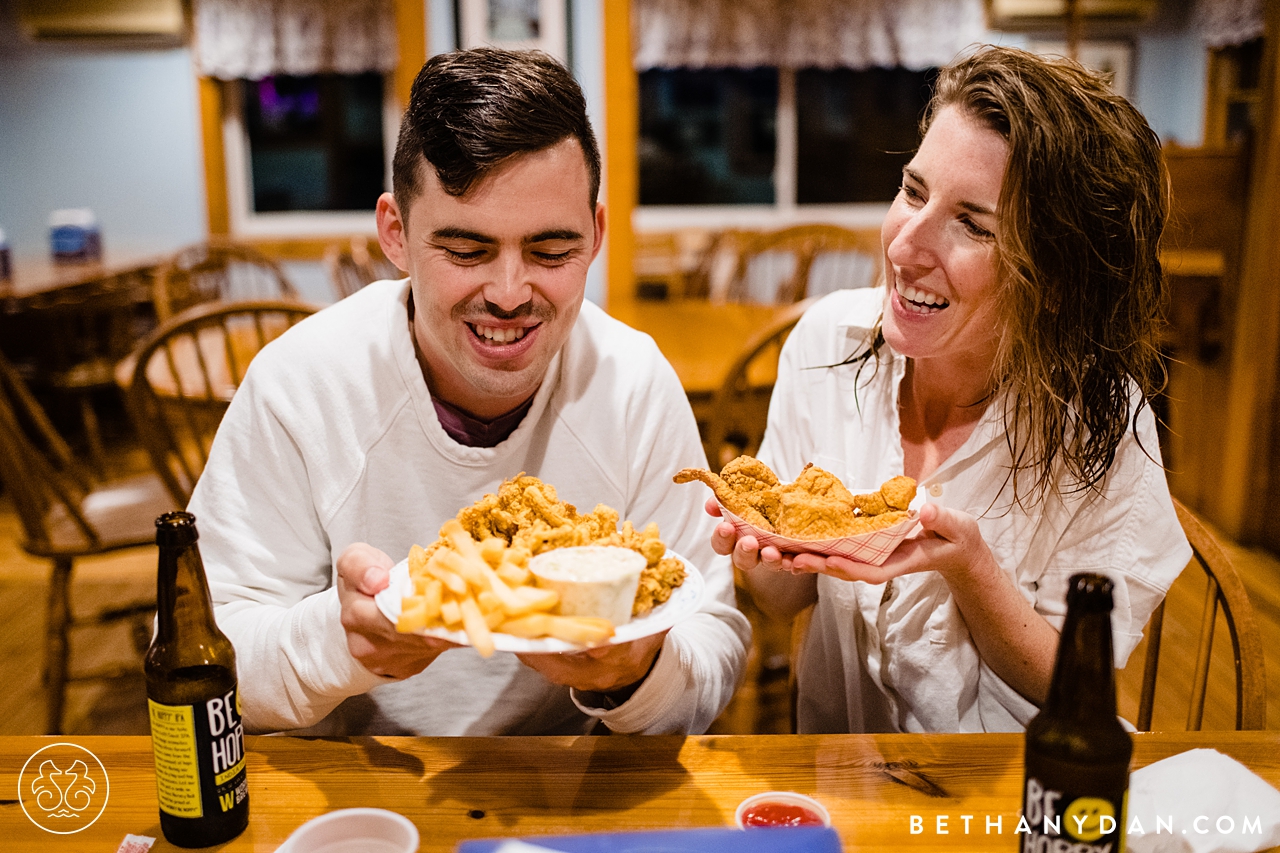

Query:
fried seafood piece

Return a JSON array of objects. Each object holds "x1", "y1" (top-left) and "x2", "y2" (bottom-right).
[
  {"x1": 880, "y1": 476, "x2": 918, "y2": 511},
  {"x1": 849, "y1": 491, "x2": 890, "y2": 516},
  {"x1": 719, "y1": 455, "x2": 783, "y2": 523},
  {"x1": 849, "y1": 475, "x2": 918, "y2": 516},
  {"x1": 457, "y1": 491, "x2": 518, "y2": 541},
  {"x1": 775, "y1": 464, "x2": 855, "y2": 504},
  {"x1": 522, "y1": 482, "x2": 575, "y2": 527},
  {"x1": 633, "y1": 555, "x2": 686, "y2": 617},
  {"x1": 845, "y1": 509, "x2": 912, "y2": 535},
  {"x1": 720, "y1": 455, "x2": 778, "y2": 491},
  {"x1": 773, "y1": 490, "x2": 859, "y2": 539},
  {"x1": 673, "y1": 467, "x2": 775, "y2": 531}
]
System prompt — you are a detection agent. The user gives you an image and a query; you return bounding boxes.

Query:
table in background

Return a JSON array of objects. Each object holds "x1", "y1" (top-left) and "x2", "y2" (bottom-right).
[
  {"x1": 1, "y1": 251, "x2": 162, "y2": 310},
  {"x1": 2, "y1": 732, "x2": 1278, "y2": 852},
  {"x1": 608, "y1": 299, "x2": 790, "y2": 398}
]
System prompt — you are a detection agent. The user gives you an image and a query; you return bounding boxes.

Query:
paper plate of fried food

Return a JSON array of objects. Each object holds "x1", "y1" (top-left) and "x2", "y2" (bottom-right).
[
  {"x1": 375, "y1": 475, "x2": 704, "y2": 656},
  {"x1": 674, "y1": 456, "x2": 919, "y2": 566}
]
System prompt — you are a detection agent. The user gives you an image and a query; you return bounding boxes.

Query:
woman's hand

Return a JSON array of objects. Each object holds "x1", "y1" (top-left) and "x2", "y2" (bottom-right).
[
  {"x1": 794, "y1": 502, "x2": 1057, "y2": 705},
  {"x1": 790, "y1": 502, "x2": 992, "y2": 584},
  {"x1": 707, "y1": 497, "x2": 798, "y2": 573},
  {"x1": 705, "y1": 497, "x2": 817, "y2": 621}
]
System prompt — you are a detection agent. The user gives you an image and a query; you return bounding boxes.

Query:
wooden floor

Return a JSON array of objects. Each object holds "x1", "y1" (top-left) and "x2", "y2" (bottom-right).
[{"x1": 2, "y1": 467, "x2": 1279, "y2": 736}]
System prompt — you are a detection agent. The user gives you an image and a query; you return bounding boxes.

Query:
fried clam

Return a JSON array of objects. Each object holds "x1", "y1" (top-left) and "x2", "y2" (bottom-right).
[{"x1": 672, "y1": 467, "x2": 774, "y2": 531}]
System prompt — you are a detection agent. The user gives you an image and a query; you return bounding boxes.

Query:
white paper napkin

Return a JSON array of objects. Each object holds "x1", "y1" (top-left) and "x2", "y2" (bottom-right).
[{"x1": 1126, "y1": 748, "x2": 1280, "y2": 853}]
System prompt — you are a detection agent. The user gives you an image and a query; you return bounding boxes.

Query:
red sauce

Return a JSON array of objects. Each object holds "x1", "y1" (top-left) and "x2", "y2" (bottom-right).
[{"x1": 740, "y1": 801, "x2": 826, "y2": 827}]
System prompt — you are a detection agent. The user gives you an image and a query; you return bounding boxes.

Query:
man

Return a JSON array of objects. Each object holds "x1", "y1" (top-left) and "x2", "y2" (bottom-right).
[{"x1": 190, "y1": 48, "x2": 749, "y2": 735}]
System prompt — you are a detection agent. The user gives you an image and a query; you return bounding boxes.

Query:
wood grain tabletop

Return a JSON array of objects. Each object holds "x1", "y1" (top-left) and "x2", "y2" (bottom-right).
[{"x1": 3, "y1": 732, "x2": 1278, "y2": 852}]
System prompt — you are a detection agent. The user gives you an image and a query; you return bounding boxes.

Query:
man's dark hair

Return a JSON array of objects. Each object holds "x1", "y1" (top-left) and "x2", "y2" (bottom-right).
[{"x1": 392, "y1": 48, "x2": 601, "y2": 214}]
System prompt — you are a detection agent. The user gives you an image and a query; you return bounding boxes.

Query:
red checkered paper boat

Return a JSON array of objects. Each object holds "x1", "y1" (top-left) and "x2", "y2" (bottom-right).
[{"x1": 717, "y1": 501, "x2": 919, "y2": 566}]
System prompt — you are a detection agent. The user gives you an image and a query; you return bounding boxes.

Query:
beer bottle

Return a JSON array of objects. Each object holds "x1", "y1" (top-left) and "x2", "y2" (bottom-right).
[
  {"x1": 1020, "y1": 573, "x2": 1131, "y2": 852},
  {"x1": 145, "y1": 511, "x2": 249, "y2": 847}
]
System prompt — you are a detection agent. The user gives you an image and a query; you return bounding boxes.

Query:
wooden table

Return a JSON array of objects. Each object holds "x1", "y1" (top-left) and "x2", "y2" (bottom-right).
[
  {"x1": 608, "y1": 300, "x2": 791, "y2": 397},
  {"x1": 1, "y1": 251, "x2": 162, "y2": 310},
  {"x1": 3, "y1": 732, "x2": 1277, "y2": 851}
]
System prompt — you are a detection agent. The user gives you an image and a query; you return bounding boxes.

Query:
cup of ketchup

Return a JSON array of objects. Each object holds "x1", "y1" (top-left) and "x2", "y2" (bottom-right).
[{"x1": 735, "y1": 791, "x2": 831, "y2": 829}]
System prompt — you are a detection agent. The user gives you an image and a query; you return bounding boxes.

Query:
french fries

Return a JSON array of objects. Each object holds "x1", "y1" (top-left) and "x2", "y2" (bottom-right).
[{"x1": 398, "y1": 519, "x2": 616, "y2": 655}]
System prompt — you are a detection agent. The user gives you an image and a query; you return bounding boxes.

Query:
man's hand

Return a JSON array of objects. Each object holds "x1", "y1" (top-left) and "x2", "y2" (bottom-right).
[
  {"x1": 516, "y1": 630, "x2": 667, "y2": 694},
  {"x1": 336, "y1": 542, "x2": 458, "y2": 679}
]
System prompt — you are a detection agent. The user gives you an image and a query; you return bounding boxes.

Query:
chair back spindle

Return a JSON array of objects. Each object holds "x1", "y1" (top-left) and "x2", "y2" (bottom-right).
[
  {"x1": 1136, "y1": 498, "x2": 1266, "y2": 731},
  {"x1": 690, "y1": 225, "x2": 882, "y2": 305},
  {"x1": 127, "y1": 299, "x2": 317, "y2": 507},
  {"x1": 153, "y1": 241, "x2": 298, "y2": 321}
]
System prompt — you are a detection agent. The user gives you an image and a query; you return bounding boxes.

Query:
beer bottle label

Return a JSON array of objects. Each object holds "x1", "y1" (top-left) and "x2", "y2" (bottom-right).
[
  {"x1": 148, "y1": 687, "x2": 247, "y2": 819},
  {"x1": 1021, "y1": 760, "x2": 1127, "y2": 852}
]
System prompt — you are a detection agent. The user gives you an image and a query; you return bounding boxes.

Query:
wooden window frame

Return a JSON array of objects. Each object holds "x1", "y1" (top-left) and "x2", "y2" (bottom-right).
[{"x1": 197, "y1": 0, "x2": 426, "y2": 250}]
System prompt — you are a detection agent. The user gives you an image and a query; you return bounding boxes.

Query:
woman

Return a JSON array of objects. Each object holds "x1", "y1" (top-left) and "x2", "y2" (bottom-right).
[{"x1": 715, "y1": 46, "x2": 1190, "y2": 733}]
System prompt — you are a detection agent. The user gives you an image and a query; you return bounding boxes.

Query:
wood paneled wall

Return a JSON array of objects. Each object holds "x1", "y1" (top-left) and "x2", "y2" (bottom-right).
[
  {"x1": 1219, "y1": 5, "x2": 1280, "y2": 548},
  {"x1": 1162, "y1": 147, "x2": 1248, "y2": 515}
]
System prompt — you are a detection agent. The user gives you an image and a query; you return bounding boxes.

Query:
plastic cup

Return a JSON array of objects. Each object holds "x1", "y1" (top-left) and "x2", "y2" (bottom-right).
[
  {"x1": 735, "y1": 791, "x2": 832, "y2": 829},
  {"x1": 275, "y1": 808, "x2": 419, "y2": 853}
]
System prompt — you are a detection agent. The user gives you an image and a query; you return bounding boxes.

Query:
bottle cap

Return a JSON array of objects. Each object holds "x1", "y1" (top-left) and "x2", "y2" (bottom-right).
[
  {"x1": 155, "y1": 511, "x2": 199, "y2": 547},
  {"x1": 1066, "y1": 572, "x2": 1114, "y2": 611}
]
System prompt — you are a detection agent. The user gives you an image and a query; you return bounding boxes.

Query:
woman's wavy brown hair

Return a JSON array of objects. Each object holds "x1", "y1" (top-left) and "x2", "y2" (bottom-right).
[{"x1": 922, "y1": 45, "x2": 1169, "y2": 500}]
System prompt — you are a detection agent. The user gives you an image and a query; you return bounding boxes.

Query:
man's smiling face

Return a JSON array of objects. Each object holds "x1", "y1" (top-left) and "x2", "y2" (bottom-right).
[{"x1": 377, "y1": 137, "x2": 604, "y2": 419}]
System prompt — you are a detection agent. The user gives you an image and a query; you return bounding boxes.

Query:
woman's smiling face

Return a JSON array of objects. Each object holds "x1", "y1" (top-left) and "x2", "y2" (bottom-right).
[{"x1": 880, "y1": 105, "x2": 1009, "y2": 373}]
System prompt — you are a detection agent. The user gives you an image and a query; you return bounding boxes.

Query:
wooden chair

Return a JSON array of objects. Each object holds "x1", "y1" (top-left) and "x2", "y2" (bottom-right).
[
  {"x1": 125, "y1": 299, "x2": 318, "y2": 507},
  {"x1": 324, "y1": 236, "x2": 402, "y2": 301},
  {"x1": 633, "y1": 231, "x2": 687, "y2": 300},
  {"x1": 0, "y1": 349, "x2": 172, "y2": 734},
  {"x1": 693, "y1": 225, "x2": 881, "y2": 304},
  {"x1": 1137, "y1": 498, "x2": 1267, "y2": 731},
  {"x1": 152, "y1": 240, "x2": 298, "y2": 321},
  {"x1": 19, "y1": 271, "x2": 153, "y2": 478},
  {"x1": 701, "y1": 298, "x2": 814, "y2": 469}
]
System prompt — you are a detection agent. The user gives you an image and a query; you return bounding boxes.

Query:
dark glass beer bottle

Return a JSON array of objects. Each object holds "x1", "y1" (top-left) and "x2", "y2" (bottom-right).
[
  {"x1": 1020, "y1": 573, "x2": 1131, "y2": 852},
  {"x1": 145, "y1": 511, "x2": 249, "y2": 848}
]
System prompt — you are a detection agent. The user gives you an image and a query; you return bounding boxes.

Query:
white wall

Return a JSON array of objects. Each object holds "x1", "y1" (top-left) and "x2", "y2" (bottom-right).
[{"x1": 0, "y1": 7, "x2": 206, "y2": 258}]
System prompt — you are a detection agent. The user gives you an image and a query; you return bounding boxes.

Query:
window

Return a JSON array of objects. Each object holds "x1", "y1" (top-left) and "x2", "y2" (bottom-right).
[
  {"x1": 244, "y1": 73, "x2": 387, "y2": 213},
  {"x1": 637, "y1": 66, "x2": 934, "y2": 214},
  {"x1": 795, "y1": 67, "x2": 935, "y2": 204},
  {"x1": 222, "y1": 73, "x2": 397, "y2": 237},
  {"x1": 638, "y1": 68, "x2": 778, "y2": 205}
]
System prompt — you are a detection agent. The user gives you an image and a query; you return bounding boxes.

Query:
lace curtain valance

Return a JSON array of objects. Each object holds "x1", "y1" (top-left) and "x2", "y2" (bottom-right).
[
  {"x1": 1192, "y1": 0, "x2": 1264, "y2": 49},
  {"x1": 194, "y1": 0, "x2": 398, "y2": 80},
  {"x1": 633, "y1": 0, "x2": 987, "y2": 70}
]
